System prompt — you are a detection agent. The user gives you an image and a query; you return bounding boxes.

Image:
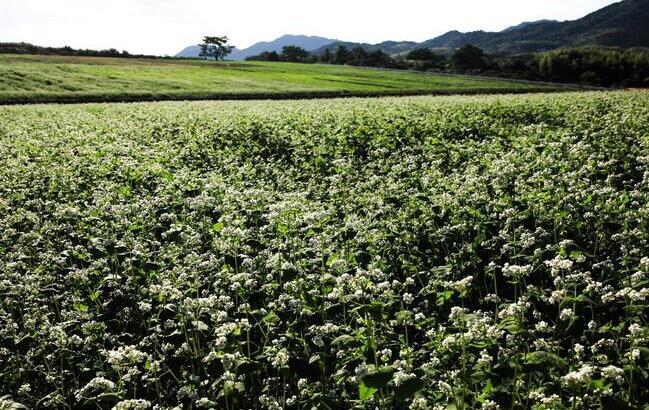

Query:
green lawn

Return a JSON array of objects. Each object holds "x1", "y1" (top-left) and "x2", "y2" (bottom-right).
[{"x1": 0, "y1": 54, "x2": 573, "y2": 103}]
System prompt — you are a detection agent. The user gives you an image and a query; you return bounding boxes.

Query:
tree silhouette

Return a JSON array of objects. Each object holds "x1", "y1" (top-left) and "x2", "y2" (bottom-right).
[
  {"x1": 199, "y1": 36, "x2": 235, "y2": 61},
  {"x1": 452, "y1": 44, "x2": 488, "y2": 70}
]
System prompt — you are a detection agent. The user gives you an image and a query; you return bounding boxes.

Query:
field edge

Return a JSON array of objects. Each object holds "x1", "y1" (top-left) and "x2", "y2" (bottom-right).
[{"x1": 0, "y1": 86, "x2": 586, "y2": 106}]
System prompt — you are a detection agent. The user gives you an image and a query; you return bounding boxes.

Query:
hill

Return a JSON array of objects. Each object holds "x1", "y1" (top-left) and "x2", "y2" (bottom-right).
[
  {"x1": 501, "y1": 20, "x2": 559, "y2": 33},
  {"x1": 176, "y1": 45, "x2": 208, "y2": 58},
  {"x1": 419, "y1": 0, "x2": 649, "y2": 53},
  {"x1": 0, "y1": 54, "x2": 572, "y2": 104},
  {"x1": 312, "y1": 0, "x2": 648, "y2": 55},
  {"x1": 314, "y1": 40, "x2": 419, "y2": 56},
  {"x1": 177, "y1": 35, "x2": 337, "y2": 60}
]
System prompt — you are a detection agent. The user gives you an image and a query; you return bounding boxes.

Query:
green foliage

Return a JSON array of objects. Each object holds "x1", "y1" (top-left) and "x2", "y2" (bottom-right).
[
  {"x1": 407, "y1": 48, "x2": 439, "y2": 61},
  {"x1": 198, "y1": 35, "x2": 234, "y2": 61},
  {"x1": 452, "y1": 44, "x2": 489, "y2": 70},
  {"x1": 539, "y1": 47, "x2": 649, "y2": 87},
  {"x1": 406, "y1": 48, "x2": 447, "y2": 70},
  {"x1": 247, "y1": 46, "x2": 311, "y2": 63},
  {"x1": 280, "y1": 46, "x2": 310, "y2": 62},
  {"x1": 0, "y1": 92, "x2": 648, "y2": 408},
  {"x1": 0, "y1": 42, "x2": 137, "y2": 58},
  {"x1": 359, "y1": 367, "x2": 395, "y2": 400}
]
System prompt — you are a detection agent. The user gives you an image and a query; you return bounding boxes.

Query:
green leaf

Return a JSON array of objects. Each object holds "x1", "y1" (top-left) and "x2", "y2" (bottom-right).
[
  {"x1": 524, "y1": 351, "x2": 547, "y2": 365},
  {"x1": 358, "y1": 366, "x2": 395, "y2": 401},
  {"x1": 359, "y1": 381, "x2": 378, "y2": 401},
  {"x1": 482, "y1": 379, "x2": 493, "y2": 395},
  {"x1": 331, "y1": 335, "x2": 356, "y2": 346},
  {"x1": 477, "y1": 379, "x2": 494, "y2": 403},
  {"x1": 395, "y1": 378, "x2": 425, "y2": 402},
  {"x1": 363, "y1": 367, "x2": 395, "y2": 388},
  {"x1": 499, "y1": 317, "x2": 520, "y2": 334},
  {"x1": 73, "y1": 302, "x2": 89, "y2": 312},
  {"x1": 436, "y1": 290, "x2": 454, "y2": 306},
  {"x1": 212, "y1": 222, "x2": 224, "y2": 232},
  {"x1": 262, "y1": 311, "x2": 278, "y2": 324},
  {"x1": 325, "y1": 253, "x2": 337, "y2": 267},
  {"x1": 367, "y1": 301, "x2": 385, "y2": 319},
  {"x1": 590, "y1": 378, "x2": 605, "y2": 389},
  {"x1": 523, "y1": 351, "x2": 567, "y2": 369},
  {"x1": 119, "y1": 186, "x2": 131, "y2": 197},
  {"x1": 277, "y1": 223, "x2": 289, "y2": 235},
  {"x1": 570, "y1": 250, "x2": 583, "y2": 259}
]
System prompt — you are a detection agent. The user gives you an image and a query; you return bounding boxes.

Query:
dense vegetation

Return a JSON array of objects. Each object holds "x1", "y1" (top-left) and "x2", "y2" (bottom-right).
[
  {"x1": 537, "y1": 48, "x2": 649, "y2": 87},
  {"x1": 451, "y1": 47, "x2": 649, "y2": 88},
  {"x1": 1, "y1": 92, "x2": 647, "y2": 409},
  {"x1": 0, "y1": 55, "x2": 566, "y2": 105}
]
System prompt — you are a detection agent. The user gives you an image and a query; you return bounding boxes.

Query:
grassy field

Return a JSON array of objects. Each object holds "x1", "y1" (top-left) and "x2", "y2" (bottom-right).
[
  {"x1": 0, "y1": 54, "x2": 575, "y2": 104},
  {"x1": 0, "y1": 92, "x2": 648, "y2": 409}
]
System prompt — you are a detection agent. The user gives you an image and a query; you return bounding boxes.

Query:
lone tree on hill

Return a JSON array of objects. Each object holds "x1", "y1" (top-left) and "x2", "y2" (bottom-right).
[{"x1": 199, "y1": 36, "x2": 234, "y2": 60}]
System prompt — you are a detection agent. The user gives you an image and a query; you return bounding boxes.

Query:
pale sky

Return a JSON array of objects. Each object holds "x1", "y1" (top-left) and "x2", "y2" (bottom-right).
[{"x1": 1, "y1": 0, "x2": 620, "y2": 56}]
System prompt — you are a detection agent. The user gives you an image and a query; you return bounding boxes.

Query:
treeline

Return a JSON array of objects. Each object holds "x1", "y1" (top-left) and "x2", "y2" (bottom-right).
[
  {"x1": 247, "y1": 44, "x2": 649, "y2": 87},
  {"x1": 246, "y1": 45, "x2": 400, "y2": 68},
  {"x1": 0, "y1": 42, "x2": 160, "y2": 59},
  {"x1": 537, "y1": 48, "x2": 649, "y2": 87}
]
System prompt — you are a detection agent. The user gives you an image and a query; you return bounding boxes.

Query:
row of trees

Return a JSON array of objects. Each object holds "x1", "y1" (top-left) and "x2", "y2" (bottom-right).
[
  {"x1": 537, "y1": 47, "x2": 649, "y2": 87},
  {"x1": 246, "y1": 44, "x2": 496, "y2": 71},
  {"x1": 246, "y1": 42, "x2": 649, "y2": 87},
  {"x1": 0, "y1": 36, "x2": 238, "y2": 61},
  {"x1": 245, "y1": 46, "x2": 311, "y2": 63},
  {"x1": 246, "y1": 45, "x2": 396, "y2": 67},
  {"x1": 0, "y1": 43, "x2": 139, "y2": 58}
]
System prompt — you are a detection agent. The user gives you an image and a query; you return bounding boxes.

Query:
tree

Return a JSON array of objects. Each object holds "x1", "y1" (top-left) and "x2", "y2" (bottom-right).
[
  {"x1": 349, "y1": 47, "x2": 369, "y2": 66},
  {"x1": 334, "y1": 45, "x2": 351, "y2": 65},
  {"x1": 246, "y1": 51, "x2": 280, "y2": 62},
  {"x1": 199, "y1": 36, "x2": 234, "y2": 60},
  {"x1": 406, "y1": 48, "x2": 436, "y2": 61},
  {"x1": 367, "y1": 50, "x2": 394, "y2": 68},
  {"x1": 281, "y1": 46, "x2": 310, "y2": 62},
  {"x1": 406, "y1": 48, "x2": 446, "y2": 70},
  {"x1": 452, "y1": 44, "x2": 488, "y2": 70},
  {"x1": 321, "y1": 48, "x2": 333, "y2": 64}
]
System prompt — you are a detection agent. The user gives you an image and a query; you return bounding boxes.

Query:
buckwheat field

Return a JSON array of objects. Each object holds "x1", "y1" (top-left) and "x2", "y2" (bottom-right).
[{"x1": 0, "y1": 92, "x2": 648, "y2": 409}]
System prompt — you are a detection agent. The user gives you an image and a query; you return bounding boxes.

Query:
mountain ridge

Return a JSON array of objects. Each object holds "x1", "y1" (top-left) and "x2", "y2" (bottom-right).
[
  {"x1": 177, "y1": 34, "x2": 336, "y2": 60},
  {"x1": 177, "y1": 0, "x2": 649, "y2": 59}
]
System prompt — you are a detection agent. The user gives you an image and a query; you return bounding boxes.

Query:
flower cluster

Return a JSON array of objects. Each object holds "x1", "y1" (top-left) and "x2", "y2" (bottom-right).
[{"x1": 0, "y1": 92, "x2": 648, "y2": 408}]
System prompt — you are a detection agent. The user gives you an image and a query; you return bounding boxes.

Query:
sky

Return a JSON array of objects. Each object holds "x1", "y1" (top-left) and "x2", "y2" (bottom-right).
[{"x1": 1, "y1": 0, "x2": 620, "y2": 56}]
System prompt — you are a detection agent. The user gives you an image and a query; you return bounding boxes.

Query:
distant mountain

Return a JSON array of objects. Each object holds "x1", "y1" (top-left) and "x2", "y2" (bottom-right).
[
  {"x1": 176, "y1": 35, "x2": 337, "y2": 60},
  {"x1": 176, "y1": 45, "x2": 204, "y2": 58},
  {"x1": 314, "y1": 40, "x2": 419, "y2": 56},
  {"x1": 179, "y1": 0, "x2": 649, "y2": 60},
  {"x1": 314, "y1": 0, "x2": 649, "y2": 56},
  {"x1": 501, "y1": 20, "x2": 559, "y2": 33},
  {"x1": 419, "y1": 0, "x2": 649, "y2": 53}
]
